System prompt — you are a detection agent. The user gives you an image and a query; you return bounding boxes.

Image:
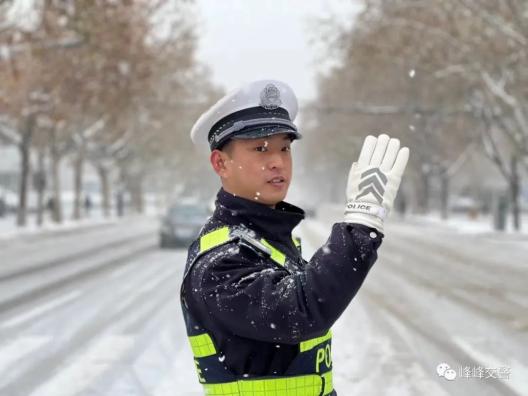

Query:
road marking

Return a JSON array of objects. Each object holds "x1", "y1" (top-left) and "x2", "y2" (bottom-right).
[
  {"x1": 0, "y1": 290, "x2": 82, "y2": 329},
  {"x1": 29, "y1": 335, "x2": 134, "y2": 396}
]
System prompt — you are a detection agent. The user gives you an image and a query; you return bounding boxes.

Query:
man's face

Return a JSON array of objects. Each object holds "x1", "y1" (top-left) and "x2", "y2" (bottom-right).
[{"x1": 211, "y1": 133, "x2": 293, "y2": 207}]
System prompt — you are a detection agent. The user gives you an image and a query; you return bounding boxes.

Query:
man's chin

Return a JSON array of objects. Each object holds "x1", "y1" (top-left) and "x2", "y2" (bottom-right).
[{"x1": 260, "y1": 189, "x2": 288, "y2": 207}]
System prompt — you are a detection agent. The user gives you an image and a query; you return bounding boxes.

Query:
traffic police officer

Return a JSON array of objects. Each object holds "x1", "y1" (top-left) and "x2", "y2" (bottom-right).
[{"x1": 180, "y1": 79, "x2": 409, "y2": 395}]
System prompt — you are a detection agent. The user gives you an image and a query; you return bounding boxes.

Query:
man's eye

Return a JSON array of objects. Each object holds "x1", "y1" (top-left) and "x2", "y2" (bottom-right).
[
  {"x1": 283, "y1": 146, "x2": 291, "y2": 152},
  {"x1": 255, "y1": 146, "x2": 267, "y2": 152}
]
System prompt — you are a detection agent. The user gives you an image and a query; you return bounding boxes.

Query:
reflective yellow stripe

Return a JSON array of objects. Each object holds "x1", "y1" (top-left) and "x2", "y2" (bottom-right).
[
  {"x1": 189, "y1": 333, "x2": 217, "y2": 358},
  {"x1": 200, "y1": 226, "x2": 230, "y2": 253},
  {"x1": 261, "y1": 239, "x2": 286, "y2": 266},
  {"x1": 322, "y1": 371, "x2": 333, "y2": 395},
  {"x1": 238, "y1": 375, "x2": 321, "y2": 395},
  {"x1": 194, "y1": 358, "x2": 206, "y2": 383},
  {"x1": 299, "y1": 330, "x2": 332, "y2": 352},
  {"x1": 292, "y1": 236, "x2": 301, "y2": 248},
  {"x1": 204, "y1": 381, "x2": 239, "y2": 396},
  {"x1": 199, "y1": 227, "x2": 288, "y2": 266},
  {"x1": 203, "y1": 372, "x2": 332, "y2": 396}
]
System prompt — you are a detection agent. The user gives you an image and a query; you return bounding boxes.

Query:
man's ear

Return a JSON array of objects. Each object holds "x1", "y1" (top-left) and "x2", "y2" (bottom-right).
[{"x1": 210, "y1": 149, "x2": 229, "y2": 178}]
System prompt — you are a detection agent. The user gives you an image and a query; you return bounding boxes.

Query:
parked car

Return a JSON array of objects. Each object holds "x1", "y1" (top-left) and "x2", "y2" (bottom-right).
[{"x1": 159, "y1": 203, "x2": 210, "y2": 248}]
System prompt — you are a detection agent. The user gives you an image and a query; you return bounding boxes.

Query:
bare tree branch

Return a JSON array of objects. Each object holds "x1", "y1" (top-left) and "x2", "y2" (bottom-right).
[{"x1": 458, "y1": 0, "x2": 527, "y2": 46}]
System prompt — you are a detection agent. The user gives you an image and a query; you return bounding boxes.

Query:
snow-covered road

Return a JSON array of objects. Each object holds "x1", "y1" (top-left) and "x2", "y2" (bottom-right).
[
  {"x1": 0, "y1": 215, "x2": 526, "y2": 395},
  {"x1": 299, "y1": 214, "x2": 528, "y2": 396},
  {"x1": 0, "y1": 217, "x2": 199, "y2": 396}
]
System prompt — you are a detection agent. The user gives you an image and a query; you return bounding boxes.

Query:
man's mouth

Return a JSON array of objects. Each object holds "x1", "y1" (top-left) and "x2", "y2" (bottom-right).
[{"x1": 267, "y1": 176, "x2": 286, "y2": 185}]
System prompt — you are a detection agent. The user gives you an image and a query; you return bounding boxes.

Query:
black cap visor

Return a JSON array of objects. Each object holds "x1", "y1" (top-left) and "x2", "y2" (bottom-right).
[{"x1": 231, "y1": 125, "x2": 301, "y2": 141}]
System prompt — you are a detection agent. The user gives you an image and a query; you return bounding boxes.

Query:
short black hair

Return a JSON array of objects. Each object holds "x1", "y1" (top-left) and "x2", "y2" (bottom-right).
[{"x1": 217, "y1": 139, "x2": 234, "y2": 154}]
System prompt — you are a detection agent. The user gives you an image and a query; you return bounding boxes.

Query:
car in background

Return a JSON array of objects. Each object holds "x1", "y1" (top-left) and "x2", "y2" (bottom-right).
[{"x1": 159, "y1": 203, "x2": 210, "y2": 248}]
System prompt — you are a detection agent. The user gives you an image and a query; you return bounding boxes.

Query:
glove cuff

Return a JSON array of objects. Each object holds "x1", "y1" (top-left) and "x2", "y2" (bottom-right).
[
  {"x1": 344, "y1": 201, "x2": 387, "y2": 219},
  {"x1": 343, "y1": 212, "x2": 384, "y2": 234}
]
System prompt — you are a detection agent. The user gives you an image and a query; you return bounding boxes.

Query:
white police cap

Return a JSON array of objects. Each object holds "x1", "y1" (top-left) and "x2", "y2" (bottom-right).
[{"x1": 190, "y1": 79, "x2": 301, "y2": 151}]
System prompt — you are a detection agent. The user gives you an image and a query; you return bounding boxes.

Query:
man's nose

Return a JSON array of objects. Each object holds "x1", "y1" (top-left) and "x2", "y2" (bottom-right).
[{"x1": 267, "y1": 151, "x2": 284, "y2": 169}]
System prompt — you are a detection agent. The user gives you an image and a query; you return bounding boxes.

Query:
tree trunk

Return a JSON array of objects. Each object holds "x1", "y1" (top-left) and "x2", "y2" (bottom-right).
[
  {"x1": 16, "y1": 116, "x2": 34, "y2": 227},
  {"x1": 137, "y1": 181, "x2": 144, "y2": 213},
  {"x1": 72, "y1": 141, "x2": 85, "y2": 220},
  {"x1": 35, "y1": 148, "x2": 46, "y2": 226},
  {"x1": 417, "y1": 171, "x2": 431, "y2": 214},
  {"x1": 510, "y1": 154, "x2": 521, "y2": 231},
  {"x1": 116, "y1": 189, "x2": 124, "y2": 217},
  {"x1": 97, "y1": 166, "x2": 111, "y2": 217},
  {"x1": 394, "y1": 190, "x2": 408, "y2": 217},
  {"x1": 49, "y1": 130, "x2": 63, "y2": 224},
  {"x1": 129, "y1": 177, "x2": 145, "y2": 214},
  {"x1": 440, "y1": 171, "x2": 449, "y2": 220}
]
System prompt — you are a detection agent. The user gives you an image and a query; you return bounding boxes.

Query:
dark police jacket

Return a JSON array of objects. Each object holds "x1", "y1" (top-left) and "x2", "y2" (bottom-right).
[{"x1": 180, "y1": 187, "x2": 383, "y2": 395}]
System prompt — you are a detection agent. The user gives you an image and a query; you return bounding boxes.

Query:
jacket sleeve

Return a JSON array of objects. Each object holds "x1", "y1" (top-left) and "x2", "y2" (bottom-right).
[{"x1": 185, "y1": 222, "x2": 383, "y2": 344}]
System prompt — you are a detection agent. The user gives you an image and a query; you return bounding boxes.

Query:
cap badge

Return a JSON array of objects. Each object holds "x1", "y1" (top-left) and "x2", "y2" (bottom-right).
[{"x1": 259, "y1": 84, "x2": 282, "y2": 110}]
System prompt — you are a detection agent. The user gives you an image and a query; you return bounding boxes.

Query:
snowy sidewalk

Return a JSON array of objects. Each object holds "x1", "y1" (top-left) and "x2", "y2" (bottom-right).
[{"x1": 0, "y1": 210, "x2": 163, "y2": 242}]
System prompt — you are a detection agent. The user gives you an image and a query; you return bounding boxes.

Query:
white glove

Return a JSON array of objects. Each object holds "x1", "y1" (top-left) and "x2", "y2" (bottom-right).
[{"x1": 344, "y1": 134, "x2": 409, "y2": 234}]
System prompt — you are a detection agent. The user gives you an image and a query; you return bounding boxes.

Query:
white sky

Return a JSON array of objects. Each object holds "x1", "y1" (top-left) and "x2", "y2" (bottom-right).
[{"x1": 194, "y1": 0, "x2": 362, "y2": 103}]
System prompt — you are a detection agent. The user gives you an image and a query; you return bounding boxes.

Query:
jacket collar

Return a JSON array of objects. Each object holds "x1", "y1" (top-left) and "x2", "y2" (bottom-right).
[{"x1": 213, "y1": 187, "x2": 305, "y2": 242}]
